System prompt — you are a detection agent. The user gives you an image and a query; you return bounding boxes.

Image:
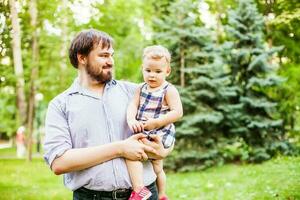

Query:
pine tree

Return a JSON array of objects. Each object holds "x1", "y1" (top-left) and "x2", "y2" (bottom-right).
[
  {"x1": 154, "y1": 0, "x2": 291, "y2": 171},
  {"x1": 152, "y1": 0, "x2": 232, "y2": 170},
  {"x1": 153, "y1": 0, "x2": 245, "y2": 171},
  {"x1": 224, "y1": 0, "x2": 287, "y2": 162},
  {"x1": 174, "y1": 41, "x2": 244, "y2": 170},
  {"x1": 152, "y1": 0, "x2": 209, "y2": 87}
]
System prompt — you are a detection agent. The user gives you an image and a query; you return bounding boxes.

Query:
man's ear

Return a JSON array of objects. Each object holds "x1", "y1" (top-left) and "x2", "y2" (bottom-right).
[{"x1": 77, "y1": 53, "x2": 87, "y2": 66}]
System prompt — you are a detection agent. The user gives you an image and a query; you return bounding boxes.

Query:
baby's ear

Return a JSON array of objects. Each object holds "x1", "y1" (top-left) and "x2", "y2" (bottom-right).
[{"x1": 166, "y1": 66, "x2": 171, "y2": 76}]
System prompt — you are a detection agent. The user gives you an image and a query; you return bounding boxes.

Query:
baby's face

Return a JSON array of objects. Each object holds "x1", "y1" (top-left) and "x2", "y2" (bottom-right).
[{"x1": 142, "y1": 58, "x2": 170, "y2": 88}]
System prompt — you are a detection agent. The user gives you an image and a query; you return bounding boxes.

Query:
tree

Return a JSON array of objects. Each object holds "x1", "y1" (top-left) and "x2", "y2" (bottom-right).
[
  {"x1": 8, "y1": 0, "x2": 27, "y2": 126},
  {"x1": 255, "y1": 0, "x2": 300, "y2": 137},
  {"x1": 152, "y1": 0, "x2": 205, "y2": 87},
  {"x1": 164, "y1": 0, "x2": 293, "y2": 171},
  {"x1": 153, "y1": 0, "x2": 241, "y2": 170},
  {"x1": 175, "y1": 44, "x2": 240, "y2": 170},
  {"x1": 1, "y1": 0, "x2": 155, "y2": 139},
  {"x1": 27, "y1": 0, "x2": 39, "y2": 161},
  {"x1": 224, "y1": 0, "x2": 288, "y2": 162},
  {"x1": 0, "y1": 1, "x2": 17, "y2": 137}
]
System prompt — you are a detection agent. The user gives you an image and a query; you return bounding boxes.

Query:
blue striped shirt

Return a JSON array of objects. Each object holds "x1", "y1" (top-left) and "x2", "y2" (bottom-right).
[{"x1": 43, "y1": 78, "x2": 156, "y2": 191}]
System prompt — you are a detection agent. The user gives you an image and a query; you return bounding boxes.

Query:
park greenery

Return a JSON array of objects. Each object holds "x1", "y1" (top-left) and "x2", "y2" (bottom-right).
[
  {"x1": 0, "y1": 0, "x2": 299, "y2": 170},
  {"x1": 0, "y1": 148, "x2": 299, "y2": 199}
]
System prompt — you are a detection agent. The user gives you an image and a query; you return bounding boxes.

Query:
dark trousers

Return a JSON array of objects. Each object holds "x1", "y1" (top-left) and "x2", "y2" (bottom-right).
[{"x1": 73, "y1": 181, "x2": 158, "y2": 200}]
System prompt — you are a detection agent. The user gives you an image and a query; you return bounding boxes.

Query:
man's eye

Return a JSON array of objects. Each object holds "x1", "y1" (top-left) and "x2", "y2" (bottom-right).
[{"x1": 99, "y1": 54, "x2": 109, "y2": 57}]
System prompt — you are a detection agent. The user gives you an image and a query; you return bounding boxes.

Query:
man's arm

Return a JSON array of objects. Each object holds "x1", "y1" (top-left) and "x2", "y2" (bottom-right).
[
  {"x1": 44, "y1": 99, "x2": 156, "y2": 175},
  {"x1": 51, "y1": 133, "x2": 155, "y2": 175}
]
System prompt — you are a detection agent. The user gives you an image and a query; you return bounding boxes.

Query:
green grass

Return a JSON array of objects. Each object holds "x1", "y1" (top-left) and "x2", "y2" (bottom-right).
[
  {"x1": 0, "y1": 146, "x2": 17, "y2": 157},
  {"x1": 0, "y1": 159, "x2": 72, "y2": 200},
  {"x1": 0, "y1": 144, "x2": 41, "y2": 158},
  {"x1": 168, "y1": 156, "x2": 300, "y2": 200},
  {"x1": 0, "y1": 156, "x2": 299, "y2": 200}
]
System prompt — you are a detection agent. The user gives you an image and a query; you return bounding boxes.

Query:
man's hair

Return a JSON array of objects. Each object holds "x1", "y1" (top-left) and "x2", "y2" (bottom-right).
[
  {"x1": 142, "y1": 45, "x2": 171, "y2": 67},
  {"x1": 69, "y1": 29, "x2": 113, "y2": 68}
]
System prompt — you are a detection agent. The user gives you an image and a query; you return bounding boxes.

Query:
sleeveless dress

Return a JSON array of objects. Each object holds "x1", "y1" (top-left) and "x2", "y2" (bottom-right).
[{"x1": 136, "y1": 81, "x2": 175, "y2": 148}]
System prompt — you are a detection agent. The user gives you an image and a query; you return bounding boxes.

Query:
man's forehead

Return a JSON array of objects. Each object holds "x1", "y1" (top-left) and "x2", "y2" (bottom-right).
[
  {"x1": 94, "y1": 43, "x2": 114, "y2": 54},
  {"x1": 100, "y1": 48, "x2": 114, "y2": 54}
]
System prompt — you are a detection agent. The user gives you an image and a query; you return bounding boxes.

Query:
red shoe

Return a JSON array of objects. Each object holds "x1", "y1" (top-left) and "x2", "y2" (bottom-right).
[
  {"x1": 159, "y1": 196, "x2": 169, "y2": 200},
  {"x1": 129, "y1": 187, "x2": 152, "y2": 200}
]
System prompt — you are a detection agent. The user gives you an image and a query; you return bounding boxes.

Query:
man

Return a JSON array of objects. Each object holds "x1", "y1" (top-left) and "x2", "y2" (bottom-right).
[{"x1": 44, "y1": 29, "x2": 173, "y2": 200}]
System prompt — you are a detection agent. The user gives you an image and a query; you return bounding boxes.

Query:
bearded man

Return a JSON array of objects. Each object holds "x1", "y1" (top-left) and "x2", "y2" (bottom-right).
[{"x1": 44, "y1": 29, "x2": 173, "y2": 200}]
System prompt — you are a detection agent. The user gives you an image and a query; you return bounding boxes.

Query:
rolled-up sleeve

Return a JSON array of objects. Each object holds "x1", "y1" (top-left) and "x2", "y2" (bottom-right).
[
  {"x1": 121, "y1": 81, "x2": 139, "y2": 99},
  {"x1": 119, "y1": 81, "x2": 139, "y2": 139},
  {"x1": 43, "y1": 99, "x2": 72, "y2": 168}
]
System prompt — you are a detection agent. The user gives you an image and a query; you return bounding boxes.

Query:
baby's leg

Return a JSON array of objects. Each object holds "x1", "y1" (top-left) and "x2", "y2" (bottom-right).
[
  {"x1": 152, "y1": 159, "x2": 167, "y2": 199},
  {"x1": 126, "y1": 159, "x2": 144, "y2": 192}
]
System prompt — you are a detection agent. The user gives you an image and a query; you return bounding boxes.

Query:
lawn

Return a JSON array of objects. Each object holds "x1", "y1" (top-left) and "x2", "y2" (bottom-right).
[
  {"x1": 168, "y1": 156, "x2": 300, "y2": 200},
  {"x1": 0, "y1": 150, "x2": 299, "y2": 199},
  {"x1": 0, "y1": 159, "x2": 71, "y2": 200}
]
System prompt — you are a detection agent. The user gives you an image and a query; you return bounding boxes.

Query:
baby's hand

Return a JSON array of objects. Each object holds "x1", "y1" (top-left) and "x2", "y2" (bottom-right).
[
  {"x1": 128, "y1": 120, "x2": 144, "y2": 133},
  {"x1": 143, "y1": 118, "x2": 159, "y2": 131}
]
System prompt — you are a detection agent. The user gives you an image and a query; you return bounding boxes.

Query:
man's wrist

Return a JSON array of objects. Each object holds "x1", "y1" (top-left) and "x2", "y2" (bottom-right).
[{"x1": 115, "y1": 141, "x2": 124, "y2": 158}]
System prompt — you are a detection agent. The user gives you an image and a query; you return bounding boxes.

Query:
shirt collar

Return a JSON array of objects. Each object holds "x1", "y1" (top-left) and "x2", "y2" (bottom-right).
[{"x1": 66, "y1": 77, "x2": 117, "y2": 98}]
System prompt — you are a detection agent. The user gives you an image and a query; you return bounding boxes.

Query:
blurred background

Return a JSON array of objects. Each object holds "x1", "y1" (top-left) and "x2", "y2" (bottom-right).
[{"x1": 0, "y1": 0, "x2": 299, "y2": 199}]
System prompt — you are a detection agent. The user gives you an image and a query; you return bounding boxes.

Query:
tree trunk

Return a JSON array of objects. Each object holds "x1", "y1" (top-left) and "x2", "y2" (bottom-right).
[
  {"x1": 180, "y1": 47, "x2": 185, "y2": 87},
  {"x1": 60, "y1": 0, "x2": 68, "y2": 71},
  {"x1": 215, "y1": 0, "x2": 222, "y2": 44},
  {"x1": 27, "y1": 0, "x2": 39, "y2": 161},
  {"x1": 264, "y1": 0, "x2": 275, "y2": 48},
  {"x1": 9, "y1": 0, "x2": 27, "y2": 125}
]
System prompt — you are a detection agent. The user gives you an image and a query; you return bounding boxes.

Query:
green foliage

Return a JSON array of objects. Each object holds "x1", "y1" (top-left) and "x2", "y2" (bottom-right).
[
  {"x1": 163, "y1": 0, "x2": 296, "y2": 171},
  {"x1": 0, "y1": 88, "x2": 17, "y2": 137},
  {"x1": 256, "y1": 0, "x2": 300, "y2": 63},
  {"x1": 223, "y1": 0, "x2": 287, "y2": 155},
  {"x1": 0, "y1": 1, "x2": 20, "y2": 136},
  {"x1": 90, "y1": 0, "x2": 150, "y2": 82},
  {"x1": 0, "y1": 0, "x2": 152, "y2": 137},
  {"x1": 0, "y1": 0, "x2": 299, "y2": 171},
  {"x1": 255, "y1": 0, "x2": 300, "y2": 147},
  {"x1": 152, "y1": 0, "x2": 208, "y2": 85},
  {"x1": 271, "y1": 63, "x2": 300, "y2": 145}
]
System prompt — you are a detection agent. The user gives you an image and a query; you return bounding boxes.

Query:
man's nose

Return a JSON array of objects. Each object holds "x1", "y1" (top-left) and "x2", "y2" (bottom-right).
[{"x1": 106, "y1": 56, "x2": 114, "y2": 65}]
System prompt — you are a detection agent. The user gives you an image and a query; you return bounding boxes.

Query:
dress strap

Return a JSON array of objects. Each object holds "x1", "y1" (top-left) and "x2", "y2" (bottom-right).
[
  {"x1": 137, "y1": 83, "x2": 151, "y2": 120},
  {"x1": 153, "y1": 82, "x2": 170, "y2": 118}
]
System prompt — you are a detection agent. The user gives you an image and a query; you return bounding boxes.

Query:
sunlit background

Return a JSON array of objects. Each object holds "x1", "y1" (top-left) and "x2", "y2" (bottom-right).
[{"x1": 0, "y1": 0, "x2": 300, "y2": 199}]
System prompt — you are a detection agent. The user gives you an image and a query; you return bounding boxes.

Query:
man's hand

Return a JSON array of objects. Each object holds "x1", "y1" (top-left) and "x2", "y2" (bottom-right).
[
  {"x1": 143, "y1": 118, "x2": 159, "y2": 131},
  {"x1": 141, "y1": 135, "x2": 173, "y2": 160},
  {"x1": 120, "y1": 133, "x2": 157, "y2": 161},
  {"x1": 128, "y1": 119, "x2": 144, "y2": 133}
]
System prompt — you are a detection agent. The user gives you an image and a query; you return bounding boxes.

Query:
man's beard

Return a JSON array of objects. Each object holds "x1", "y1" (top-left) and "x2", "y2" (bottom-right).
[{"x1": 86, "y1": 63, "x2": 112, "y2": 84}]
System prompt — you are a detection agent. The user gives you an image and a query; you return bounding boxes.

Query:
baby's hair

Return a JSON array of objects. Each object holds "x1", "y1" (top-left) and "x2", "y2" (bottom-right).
[{"x1": 143, "y1": 45, "x2": 171, "y2": 66}]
